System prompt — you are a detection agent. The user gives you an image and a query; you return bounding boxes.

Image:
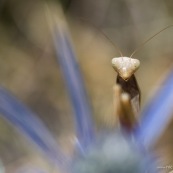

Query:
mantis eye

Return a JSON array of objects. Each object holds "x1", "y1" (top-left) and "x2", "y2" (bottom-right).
[{"x1": 111, "y1": 57, "x2": 140, "y2": 80}]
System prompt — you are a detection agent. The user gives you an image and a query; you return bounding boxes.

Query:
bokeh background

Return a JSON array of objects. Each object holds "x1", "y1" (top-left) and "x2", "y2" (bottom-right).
[{"x1": 0, "y1": 0, "x2": 173, "y2": 172}]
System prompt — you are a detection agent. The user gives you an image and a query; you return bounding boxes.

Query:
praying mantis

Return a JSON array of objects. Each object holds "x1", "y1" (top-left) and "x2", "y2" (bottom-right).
[
  {"x1": 77, "y1": 17, "x2": 173, "y2": 130},
  {"x1": 110, "y1": 25, "x2": 173, "y2": 130},
  {"x1": 0, "y1": 4, "x2": 173, "y2": 173}
]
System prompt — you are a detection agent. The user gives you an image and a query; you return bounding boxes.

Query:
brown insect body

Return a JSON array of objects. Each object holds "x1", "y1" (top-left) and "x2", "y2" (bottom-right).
[
  {"x1": 117, "y1": 74, "x2": 140, "y2": 118},
  {"x1": 116, "y1": 74, "x2": 140, "y2": 103},
  {"x1": 111, "y1": 57, "x2": 141, "y2": 130}
]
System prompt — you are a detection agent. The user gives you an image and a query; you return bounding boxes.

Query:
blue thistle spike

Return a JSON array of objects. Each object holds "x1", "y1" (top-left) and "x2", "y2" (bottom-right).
[
  {"x1": 52, "y1": 23, "x2": 94, "y2": 151},
  {"x1": 135, "y1": 69, "x2": 173, "y2": 148},
  {"x1": 0, "y1": 87, "x2": 69, "y2": 170}
]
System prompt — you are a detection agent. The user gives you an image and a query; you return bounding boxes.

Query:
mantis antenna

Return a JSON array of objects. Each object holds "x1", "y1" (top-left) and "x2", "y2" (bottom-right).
[
  {"x1": 77, "y1": 18, "x2": 123, "y2": 57},
  {"x1": 130, "y1": 25, "x2": 173, "y2": 58}
]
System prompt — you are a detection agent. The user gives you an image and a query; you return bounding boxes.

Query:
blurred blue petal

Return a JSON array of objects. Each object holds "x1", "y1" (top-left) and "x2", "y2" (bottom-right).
[
  {"x1": 0, "y1": 87, "x2": 69, "y2": 170},
  {"x1": 52, "y1": 24, "x2": 94, "y2": 152},
  {"x1": 135, "y1": 70, "x2": 173, "y2": 148}
]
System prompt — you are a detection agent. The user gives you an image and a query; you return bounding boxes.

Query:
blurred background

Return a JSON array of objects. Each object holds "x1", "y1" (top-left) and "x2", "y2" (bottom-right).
[{"x1": 0, "y1": 0, "x2": 173, "y2": 172}]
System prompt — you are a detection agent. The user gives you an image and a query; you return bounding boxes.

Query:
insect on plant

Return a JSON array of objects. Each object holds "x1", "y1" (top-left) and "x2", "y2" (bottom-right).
[
  {"x1": 81, "y1": 20, "x2": 173, "y2": 129},
  {"x1": 78, "y1": 19, "x2": 173, "y2": 129},
  {"x1": 0, "y1": 4, "x2": 173, "y2": 173},
  {"x1": 110, "y1": 25, "x2": 173, "y2": 129}
]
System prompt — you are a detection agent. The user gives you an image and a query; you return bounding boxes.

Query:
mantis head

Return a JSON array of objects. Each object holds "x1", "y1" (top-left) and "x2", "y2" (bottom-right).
[{"x1": 112, "y1": 57, "x2": 140, "y2": 80}]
